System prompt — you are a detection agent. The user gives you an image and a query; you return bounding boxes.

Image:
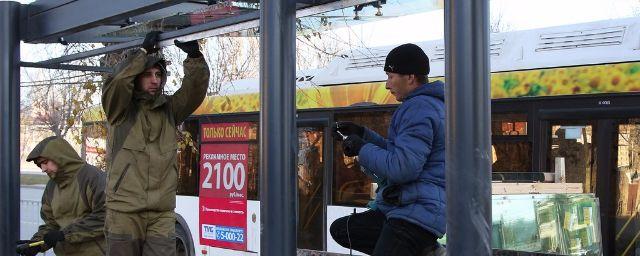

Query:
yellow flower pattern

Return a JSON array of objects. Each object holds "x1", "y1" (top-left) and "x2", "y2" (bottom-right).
[{"x1": 83, "y1": 62, "x2": 640, "y2": 121}]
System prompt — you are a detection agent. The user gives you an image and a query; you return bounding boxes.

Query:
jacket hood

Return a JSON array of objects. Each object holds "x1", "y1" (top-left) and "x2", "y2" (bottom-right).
[
  {"x1": 27, "y1": 136, "x2": 84, "y2": 185},
  {"x1": 134, "y1": 56, "x2": 168, "y2": 105},
  {"x1": 405, "y1": 80, "x2": 445, "y2": 102}
]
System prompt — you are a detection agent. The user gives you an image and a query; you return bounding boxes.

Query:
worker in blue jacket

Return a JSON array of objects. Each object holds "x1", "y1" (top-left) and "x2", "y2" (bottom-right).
[{"x1": 330, "y1": 43, "x2": 445, "y2": 256}]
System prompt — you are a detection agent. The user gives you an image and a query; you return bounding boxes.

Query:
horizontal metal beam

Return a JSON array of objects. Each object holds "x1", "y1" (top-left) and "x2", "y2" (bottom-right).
[
  {"x1": 38, "y1": 40, "x2": 140, "y2": 65},
  {"x1": 26, "y1": 0, "x2": 74, "y2": 16},
  {"x1": 59, "y1": 26, "x2": 137, "y2": 44},
  {"x1": 23, "y1": 0, "x2": 186, "y2": 43},
  {"x1": 37, "y1": 0, "x2": 373, "y2": 65},
  {"x1": 21, "y1": 61, "x2": 113, "y2": 73}
]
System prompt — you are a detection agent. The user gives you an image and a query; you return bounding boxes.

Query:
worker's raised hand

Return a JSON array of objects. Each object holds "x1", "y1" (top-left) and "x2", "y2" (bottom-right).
[
  {"x1": 332, "y1": 121, "x2": 365, "y2": 141},
  {"x1": 142, "y1": 31, "x2": 162, "y2": 54},
  {"x1": 174, "y1": 39, "x2": 202, "y2": 58},
  {"x1": 342, "y1": 135, "x2": 366, "y2": 157}
]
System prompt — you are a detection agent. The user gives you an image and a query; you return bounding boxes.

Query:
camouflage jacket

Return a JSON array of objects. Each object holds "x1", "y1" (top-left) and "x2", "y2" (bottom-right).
[
  {"x1": 28, "y1": 137, "x2": 107, "y2": 256},
  {"x1": 101, "y1": 49, "x2": 209, "y2": 212}
]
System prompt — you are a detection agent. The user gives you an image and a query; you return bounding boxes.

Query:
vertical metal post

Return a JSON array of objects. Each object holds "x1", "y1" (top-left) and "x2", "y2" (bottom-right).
[
  {"x1": 259, "y1": 0, "x2": 297, "y2": 255},
  {"x1": 444, "y1": 0, "x2": 492, "y2": 255},
  {"x1": 0, "y1": 1, "x2": 22, "y2": 255},
  {"x1": 595, "y1": 119, "x2": 615, "y2": 255}
]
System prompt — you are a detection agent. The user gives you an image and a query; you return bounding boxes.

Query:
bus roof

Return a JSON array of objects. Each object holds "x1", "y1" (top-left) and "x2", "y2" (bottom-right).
[{"x1": 312, "y1": 17, "x2": 640, "y2": 86}]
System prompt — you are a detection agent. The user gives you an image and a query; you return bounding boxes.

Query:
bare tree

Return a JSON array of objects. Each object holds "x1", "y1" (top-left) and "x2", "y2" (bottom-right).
[
  {"x1": 19, "y1": 104, "x2": 38, "y2": 161},
  {"x1": 204, "y1": 36, "x2": 259, "y2": 95},
  {"x1": 28, "y1": 80, "x2": 99, "y2": 137},
  {"x1": 490, "y1": 7, "x2": 512, "y2": 33},
  {"x1": 163, "y1": 36, "x2": 259, "y2": 96},
  {"x1": 296, "y1": 18, "x2": 349, "y2": 70},
  {"x1": 22, "y1": 43, "x2": 102, "y2": 140},
  {"x1": 296, "y1": 32, "x2": 343, "y2": 70}
]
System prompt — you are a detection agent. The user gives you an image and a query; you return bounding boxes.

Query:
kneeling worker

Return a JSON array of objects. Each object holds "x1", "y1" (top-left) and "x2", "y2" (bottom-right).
[{"x1": 330, "y1": 43, "x2": 446, "y2": 256}]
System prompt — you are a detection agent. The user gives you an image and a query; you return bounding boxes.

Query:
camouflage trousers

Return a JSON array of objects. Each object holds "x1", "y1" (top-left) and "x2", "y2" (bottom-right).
[{"x1": 105, "y1": 209, "x2": 175, "y2": 256}]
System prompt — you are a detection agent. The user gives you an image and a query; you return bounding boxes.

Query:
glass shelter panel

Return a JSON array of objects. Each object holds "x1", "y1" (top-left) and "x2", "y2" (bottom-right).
[
  {"x1": 99, "y1": 0, "x2": 443, "y2": 40},
  {"x1": 491, "y1": 194, "x2": 602, "y2": 255}
]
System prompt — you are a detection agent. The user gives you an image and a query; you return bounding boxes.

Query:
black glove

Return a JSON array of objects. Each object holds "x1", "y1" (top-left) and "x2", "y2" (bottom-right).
[
  {"x1": 382, "y1": 184, "x2": 402, "y2": 206},
  {"x1": 332, "y1": 121, "x2": 365, "y2": 141},
  {"x1": 174, "y1": 39, "x2": 202, "y2": 58},
  {"x1": 16, "y1": 242, "x2": 40, "y2": 256},
  {"x1": 141, "y1": 31, "x2": 162, "y2": 54},
  {"x1": 43, "y1": 230, "x2": 65, "y2": 247},
  {"x1": 343, "y1": 135, "x2": 366, "y2": 157},
  {"x1": 16, "y1": 240, "x2": 34, "y2": 245}
]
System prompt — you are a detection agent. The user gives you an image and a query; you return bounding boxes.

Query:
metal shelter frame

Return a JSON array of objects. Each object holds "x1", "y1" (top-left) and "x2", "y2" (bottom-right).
[{"x1": 0, "y1": 0, "x2": 491, "y2": 255}]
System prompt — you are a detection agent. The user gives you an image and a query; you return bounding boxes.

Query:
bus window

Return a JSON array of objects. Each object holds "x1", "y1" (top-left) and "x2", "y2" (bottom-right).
[
  {"x1": 333, "y1": 111, "x2": 393, "y2": 206},
  {"x1": 492, "y1": 113, "x2": 527, "y2": 136},
  {"x1": 177, "y1": 121, "x2": 200, "y2": 196},
  {"x1": 491, "y1": 113, "x2": 532, "y2": 179},
  {"x1": 297, "y1": 127, "x2": 324, "y2": 250},
  {"x1": 246, "y1": 123, "x2": 260, "y2": 200},
  {"x1": 548, "y1": 125, "x2": 595, "y2": 193},
  {"x1": 492, "y1": 141, "x2": 532, "y2": 173},
  {"x1": 615, "y1": 118, "x2": 640, "y2": 255}
]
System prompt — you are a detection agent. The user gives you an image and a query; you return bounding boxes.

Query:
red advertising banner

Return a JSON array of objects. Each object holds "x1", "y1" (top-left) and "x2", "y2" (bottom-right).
[
  {"x1": 199, "y1": 141, "x2": 249, "y2": 251},
  {"x1": 201, "y1": 122, "x2": 252, "y2": 142}
]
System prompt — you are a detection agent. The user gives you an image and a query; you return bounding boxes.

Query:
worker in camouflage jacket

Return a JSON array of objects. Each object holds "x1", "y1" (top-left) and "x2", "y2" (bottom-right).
[
  {"x1": 101, "y1": 31, "x2": 209, "y2": 255},
  {"x1": 18, "y1": 136, "x2": 107, "y2": 256}
]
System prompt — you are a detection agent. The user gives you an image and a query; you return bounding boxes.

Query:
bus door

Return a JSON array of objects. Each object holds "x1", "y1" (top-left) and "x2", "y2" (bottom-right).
[
  {"x1": 614, "y1": 118, "x2": 640, "y2": 256},
  {"x1": 543, "y1": 120, "x2": 601, "y2": 255},
  {"x1": 546, "y1": 121, "x2": 597, "y2": 194},
  {"x1": 543, "y1": 116, "x2": 640, "y2": 255}
]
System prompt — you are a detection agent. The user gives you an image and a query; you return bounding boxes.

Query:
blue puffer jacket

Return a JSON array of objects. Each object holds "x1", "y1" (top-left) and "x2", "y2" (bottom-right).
[{"x1": 358, "y1": 80, "x2": 446, "y2": 237}]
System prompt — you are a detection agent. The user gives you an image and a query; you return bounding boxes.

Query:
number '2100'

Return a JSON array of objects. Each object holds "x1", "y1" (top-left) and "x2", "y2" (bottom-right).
[{"x1": 202, "y1": 162, "x2": 246, "y2": 190}]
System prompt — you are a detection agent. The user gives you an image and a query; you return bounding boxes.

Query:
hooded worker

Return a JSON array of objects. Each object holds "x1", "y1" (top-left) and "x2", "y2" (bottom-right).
[
  {"x1": 101, "y1": 31, "x2": 210, "y2": 255},
  {"x1": 18, "y1": 136, "x2": 106, "y2": 256}
]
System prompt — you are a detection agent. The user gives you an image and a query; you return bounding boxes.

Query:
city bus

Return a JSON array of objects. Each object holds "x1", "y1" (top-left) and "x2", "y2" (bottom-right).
[{"x1": 81, "y1": 17, "x2": 640, "y2": 255}]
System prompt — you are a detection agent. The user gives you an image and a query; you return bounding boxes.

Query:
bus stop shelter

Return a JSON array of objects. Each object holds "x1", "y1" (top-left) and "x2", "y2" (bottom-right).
[{"x1": 0, "y1": 0, "x2": 491, "y2": 255}]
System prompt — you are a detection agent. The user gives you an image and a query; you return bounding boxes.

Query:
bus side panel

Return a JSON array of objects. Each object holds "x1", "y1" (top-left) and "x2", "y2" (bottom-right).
[
  {"x1": 246, "y1": 200, "x2": 260, "y2": 253},
  {"x1": 206, "y1": 247, "x2": 258, "y2": 256},
  {"x1": 182, "y1": 199, "x2": 260, "y2": 255},
  {"x1": 176, "y1": 196, "x2": 201, "y2": 253},
  {"x1": 326, "y1": 205, "x2": 369, "y2": 255}
]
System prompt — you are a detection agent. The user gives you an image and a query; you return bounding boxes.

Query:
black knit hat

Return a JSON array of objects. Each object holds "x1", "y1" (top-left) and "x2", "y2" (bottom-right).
[{"x1": 383, "y1": 43, "x2": 430, "y2": 75}]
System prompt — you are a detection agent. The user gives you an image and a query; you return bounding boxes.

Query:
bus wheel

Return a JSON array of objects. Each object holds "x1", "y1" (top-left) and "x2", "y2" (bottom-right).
[{"x1": 176, "y1": 222, "x2": 194, "y2": 256}]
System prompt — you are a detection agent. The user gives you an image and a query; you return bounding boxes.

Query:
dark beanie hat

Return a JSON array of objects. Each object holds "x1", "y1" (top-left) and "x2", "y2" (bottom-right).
[{"x1": 383, "y1": 43, "x2": 430, "y2": 75}]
